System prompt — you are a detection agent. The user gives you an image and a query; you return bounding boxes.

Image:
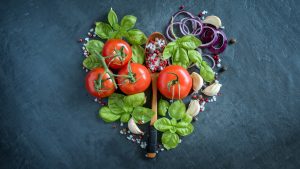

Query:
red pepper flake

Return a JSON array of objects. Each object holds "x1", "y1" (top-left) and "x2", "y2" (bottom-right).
[
  {"x1": 198, "y1": 12, "x2": 203, "y2": 17},
  {"x1": 78, "y1": 38, "x2": 83, "y2": 42},
  {"x1": 205, "y1": 98, "x2": 209, "y2": 102},
  {"x1": 179, "y1": 5, "x2": 185, "y2": 10},
  {"x1": 192, "y1": 95, "x2": 198, "y2": 100},
  {"x1": 213, "y1": 55, "x2": 219, "y2": 61}
]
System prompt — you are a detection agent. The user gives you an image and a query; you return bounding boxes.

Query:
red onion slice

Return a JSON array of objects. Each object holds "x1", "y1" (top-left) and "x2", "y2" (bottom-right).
[
  {"x1": 208, "y1": 30, "x2": 227, "y2": 54},
  {"x1": 199, "y1": 26, "x2": 218, "y2": 48}
]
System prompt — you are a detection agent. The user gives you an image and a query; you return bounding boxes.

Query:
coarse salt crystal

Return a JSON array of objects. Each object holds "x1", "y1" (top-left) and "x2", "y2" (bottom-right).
[
  {"x1": 85, "y1": 38, "x2": 89, "y2": 41},
  {"x1": 120, "y1": 122, "x2": 123, "y2": 126},
  {"x1": 89, "y1": 28, "x2": 94, "y2": 32}
]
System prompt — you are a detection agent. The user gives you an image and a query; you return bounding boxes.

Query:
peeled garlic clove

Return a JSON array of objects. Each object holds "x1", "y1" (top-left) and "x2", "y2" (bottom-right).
[
  {"x1": 128, "y1": 118, "x2": 144, "y2": 135},
  {"x1": 203, "y1": 15, "x2": 222, "y2": 29},
  {"x1": 202, "y1": 81, "x2": 222, "y2": 96},
  {"x1": 191, "y1": 72, "x2": 203, "y2": 92},
  {"x1": 186, "y1": 100, "x2": 201, "y2": 117}
]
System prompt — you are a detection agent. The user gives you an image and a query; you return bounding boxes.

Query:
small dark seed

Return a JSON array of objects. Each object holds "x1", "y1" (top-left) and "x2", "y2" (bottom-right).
[
  {"x1": 112, "y1": 125, "x2": 117, "y2": 128},
  {"x1": 179, "y1": 5, "x2": 184, "y2": 10},
  {"x1": 219, "y1": 65, "x2": 228, "y2": 73},
  {"x1": 228, "y1": 38, "x2": 237, "y2": 45}
]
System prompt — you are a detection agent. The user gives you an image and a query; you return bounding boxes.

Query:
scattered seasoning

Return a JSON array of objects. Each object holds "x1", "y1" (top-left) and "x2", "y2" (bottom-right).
[
  {"x1": 78, "y1": 38, "x2": 84, "y2": 43},
  {"x1": 179, "y1": 5, "x2": 185, "y2": 10},
  {"x1": 112, "y1": 125, "x2": 117, "y2": 128},
  {"x1": 219, "y1": 65, "x2": 228, "y2": 73},
  {"x1": 228, "y1": 38, "x2": 237, "y2": 45}
]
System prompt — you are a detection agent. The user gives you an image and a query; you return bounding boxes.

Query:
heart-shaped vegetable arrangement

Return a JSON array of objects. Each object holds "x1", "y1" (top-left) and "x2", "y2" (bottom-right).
[{"x1": 79, "y1": 6, "x2": 235, "y2": 157}]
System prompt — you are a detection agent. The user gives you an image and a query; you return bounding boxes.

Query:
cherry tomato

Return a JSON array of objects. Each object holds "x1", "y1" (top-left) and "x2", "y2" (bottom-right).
[
  {"x1": 85, "y1": 68, "x2": 115, "y2": 98},
  {"x1": 102, "y1": 39, "x2": 132, "y2": 70},
  {"x1": 157, "y1": 65, "x2": 192, "y2": 99},
  {"x1": 117, "y1": 63, "x2": 151, "y2": 95}
]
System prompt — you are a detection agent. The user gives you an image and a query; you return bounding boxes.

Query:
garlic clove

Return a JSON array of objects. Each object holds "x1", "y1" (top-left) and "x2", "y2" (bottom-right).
[
  {"x1": 128, "y1": 118, "x2": 144, "y2": 135},
  {"x1": 202, "y1": 81, "x2": 222, "y2": 96},
  {"x1": 191, "y1": 72, "x2": 203, "y2": 92},
  {"x1": 186, "y1": 100, "x2": 201, "y2": 117},
  {"x1": 203, "y1": 15, "x2": 222, "y2": 29}
]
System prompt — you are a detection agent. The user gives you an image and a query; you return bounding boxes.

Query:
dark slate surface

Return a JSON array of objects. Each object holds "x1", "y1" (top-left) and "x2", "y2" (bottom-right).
[{"x1": 1, "y1": 0, "x2": 300, "y2": 169}]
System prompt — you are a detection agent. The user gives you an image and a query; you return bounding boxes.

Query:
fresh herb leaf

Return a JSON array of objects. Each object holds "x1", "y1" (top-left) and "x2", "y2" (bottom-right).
[
  {"x1": 162, "y1": 42, "x2": 177, "y2": 59},
  {"x1": 178, "y1": 35, "x2": 201, "y2": 50},
  {"x1": 108, "y1": 8, "x2": 118, "y2": 27},
  {"x1": 131, "y1": 45, "x2": 145, "y2": 64},
  {"x1": 154, "y1": 117, "x2": 173, "y2": 132},
  {"x1": 126, "y1": 29, "x2": 147, "y2": 45},
  {"x1": 162, "y1": 131, "x2": 180, "y2": 150},
  {"x1": 99, "y1": 106, "x2": 121, "y2": 122},
  {"x1": 181, "y1": 113, "x2": 193, "y2": 124},
  {"x1": 200, "y1": 61, "x2": 215, "y2": 82},
  {"x1": 188, "y1": 50, "x2": 202, "y2": 64},
  {"x1": 85, "y1": 40, "x2": 104, "y2": 54},
  {"x1": 120, "y1": 113, "x2": 131, "y2": 123},
  {"x1": 121, "y1": 15, "x2": 137, "y2": 30},
  {"x1": 172, "y1": 47, "x2": 189, "y2": 68},
  {"x1": 158, "y1": 98, "x2": 169, "y2": 116},
  {"x1": 132, "y1": 106, "x2": 155, "y2": 124},
  {"x1": 108, "y1": 93, "x2": 126, "y2": 115},
  {"x1": 168, "y1": 100, "x2": 186, "y2": 120},
  {"x1": 83, "y1": 54, "x2": 102, "y2": 70},
  {"x1": 176, "y1": 122, "x2": 194, "y2": 136},
  {"x1": 123, "y1": 92, "x2": 145, "y2": 108},
  {"x1": 95, "y1": 22, "x2": 113, "y2": 39}
]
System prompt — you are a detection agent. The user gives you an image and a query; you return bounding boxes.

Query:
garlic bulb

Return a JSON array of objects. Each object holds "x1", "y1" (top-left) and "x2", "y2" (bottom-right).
[
  {"x1": 128, "y1": 118, "x2": 144, "y2": 135},
  {"x1": 202, "y1": 81, "x2": 222, "y2": 96},
  {"x1": 186, "y1": 100, "x2": 201, "y2": 117},
  {"x1": 191, "y1": 72, "x2": 203, "y2": 92},
  {"x1": 203, "y1": 15, "x2": 222, "y2": 29}
]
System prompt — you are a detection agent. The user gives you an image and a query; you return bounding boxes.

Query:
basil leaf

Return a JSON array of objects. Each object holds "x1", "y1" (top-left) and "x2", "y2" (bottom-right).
[
  {"x1": 200, "y1": 61, "x2": 215, "y2": 82},
  {"x1": 172, "y1": 61, "x2": 189, "y2": 69},
  {"x1": 82, "y1": 54, "x2": 102, "y2": 70},
  {"x1": 181, "y1": 114, "x2": 193, "y2": 124},
  {"x1": 85, "y1": 40, "x2": 104, "y2": 54},
  {"x1": 162, "y1": 131, "x2": 180, "y2": 150},
  {"x1": 108, "y1": 93, "x2": 126, "y2": 115},
  {"x1": 132, "y1": 106, "x2": 155, "y2": 124},
  {"x1": 154, "y1": 117, "x2": 173, "y2": 132},
  {"x1": 120, "y1": 15, "x2": 136, "y2": 30},
  {"x1": 126, "y1": 29, "x2": 147, "y2": 45},
  {"x1": 176, "y1": 122, "x2": 194, "y2": 136},
  {"x1": 112, "y1": 23, "x2": 120, "y2": 30},
  {"x1": 178, "y1": 35, "x2": 201, "y2": 50},
  {"x1": 162, "y1": 42, "x2": 177, "y2": 59},
  {"x1": 99, "y1": 106, "x2": 120, "y2": 122},
  {"x1": 120, "y1": 113, "x2": 131, "y2": 123},
  {"x1": 158, "y1": 98, "x2": 169, "y2": 116},
  {"x1": 123, "y1": 92, "x2": 145, "y2": 108},
  {"x1": 172, "y1": 48, "x2": 189, "y2": 68},
  {"x1": 108, "y1": 8, "x2": 118, "y2": 27},
  {"x1": 188, "y1": 50, "x2": 202, "y2": 64},
  {"x1": 95, "y1": 22, "x2": 113, "y2": 39},
  {"x1": 170, "y1": 118, "x2": 177, "y2": 126},
  {"x1": 168, "y1": 100, "x2": 186, "y2": 120},
  {"x1": 131, "y1": 45, "x2": 145, "y2": 64}
]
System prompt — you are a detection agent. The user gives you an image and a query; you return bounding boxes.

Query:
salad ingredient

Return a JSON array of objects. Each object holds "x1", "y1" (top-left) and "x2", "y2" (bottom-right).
[
  {"x1": 202, "y1": 80, "x2": 222, "y2": 96},
  {"x1": 123, "y1": 92, "x2": 146, "y2": 108},
  {"x1": 145, "y1": 36, "x2": 168, "y2": 72},
  {"x1": 190, "y1": 72, "x2": 203, "y2": 92},
  {"x1": 199, "y1": 61, "x2": 215, "y2": 83},
  {"x1": 128, "y1": 118, "x2": 144, "y2": 134},
  {"x1": 85, "y1": 67, "x2": 115, "y2": 98},
  {"x1": 158, "y1": 98, "x2": 169, "y2": 116},
  {"x1": 207, "y1": 30, "x2": 228, "y2": 54},
  {"x1": 117, "y1": 63, "x2": 151, "y2": 95},
  {"x1": 83, "y1": 55, "x2": 102, "y2": 70},
  {"x1": 131, "y1": 45, "x2": 145, "y2": 64},
  {"x1": 102, "y1": 39, "x2": 132, "y2": 69},
  {"x1": 228, "y1": 38, "x2": 237, "y2": 45},
  {"x1": 157, "y1": 65, "x2": 192, "y2": 99},
  {"x1": 85, "y1": 40, "x2": 104, "y2": 54},
  {"x1": 161, "y1": 131, "x2": 180, "y2": 150},
  {"x1": 186, "y1": 100, "x2": 201, "y2": 117},
  {"x1": 202, "y1": 15, "x2": 222, "y2": 29},
  {"x1": 168, "y1": 100, "x2": 186, "y2": 120},
  {"x1": 99, "y1": 106, "x2": 121, "y2": 122},
  {"x1": 132, "y1": 106, "x2": 155, "y2": 124}
]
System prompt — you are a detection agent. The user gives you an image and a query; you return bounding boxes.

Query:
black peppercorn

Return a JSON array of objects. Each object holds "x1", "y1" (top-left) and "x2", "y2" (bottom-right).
[
  {"x1": 228, "y1": 38, "x2": 237, "y2": 45},
  {"x1": 219, "y1": 65, "x2": 228, "y2": 73}
]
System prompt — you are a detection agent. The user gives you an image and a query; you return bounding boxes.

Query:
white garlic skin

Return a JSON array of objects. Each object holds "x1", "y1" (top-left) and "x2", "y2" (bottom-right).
[
  {"x1": 186, "y1": 100, "x2": 201, "y2": 117},
  {"x1": 202, "y1": 81, "x2": 222, "y2": 96},
  {"x1": 191, "y1": 72, "x2": 204, "y2": 92},
  {"x1": 128, "y1": 118, "x2": 144, "y2": 135}
]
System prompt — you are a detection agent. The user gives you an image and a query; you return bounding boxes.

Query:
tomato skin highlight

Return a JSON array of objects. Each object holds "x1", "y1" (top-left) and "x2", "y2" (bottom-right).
[
  {"x1": 117, "y1": 63, "x2": 151, "y2": 95},
  {"x1": 157, "y1": 65, "x2": 192, "y2": 99},
  {"x1": 85, "y1": 68, "x2": 115, "y2": 98},
  {"x1": 102, "y1": 39, "x2": 132, "y2": 70}
]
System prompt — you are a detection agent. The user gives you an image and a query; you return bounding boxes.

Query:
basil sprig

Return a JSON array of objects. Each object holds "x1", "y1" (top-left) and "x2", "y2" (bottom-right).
[
  {"x1": 162, "y1": 35, "x2": 215, "y2": 82},
  {"x1": 99, "y1": 92, "x2": 154, "y2": 123},
  {"x1": 154, "y1": 100, "x2": 194, "y2": 150}
]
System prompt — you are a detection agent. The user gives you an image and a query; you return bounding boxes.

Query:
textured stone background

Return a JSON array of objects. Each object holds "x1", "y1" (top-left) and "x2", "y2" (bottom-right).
[{"x1": 0, "y1": 0, "x2": 299, "y2": 169}]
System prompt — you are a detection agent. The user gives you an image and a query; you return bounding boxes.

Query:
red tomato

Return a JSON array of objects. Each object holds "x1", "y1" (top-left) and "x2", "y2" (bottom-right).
[
  {"x1": 157, "y1": 65, "x2": 192, "y2": 99},
  {"x1": 102, "y1": 39, "x2": 132, "y2": 70},
  {"x1": 85, "y1": 68, "x2": 115, "y2": 98},
  {"x1": 117, "y1": 63, "x2": 151, "y2": 95}
]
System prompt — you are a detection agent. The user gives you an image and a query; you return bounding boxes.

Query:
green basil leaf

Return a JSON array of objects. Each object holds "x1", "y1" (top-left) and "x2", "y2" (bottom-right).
[
  {"x1": 85, "y1": 40, "x2": 104, "y2": 54},
  {"x1": 82, "y1": 54, "x2": 102, "y2": 70},
  {"x1": 95, "y1": 22, "x2": 113, "y2": 39},
  {"x1": 181, "y1": 113, "x2": 193, "y2": 124},
  {"x1": 200, "y1": 61, "x2": 215, "y2": 82},
  {"x1": 126, "y1": 29, "x2": 147, "y2": 45},
  {"x1": 162, "y1": 42, "x2": 177, "y2": 59},
  {"x1": 173, "y1": 47, "x2": 189, "y2": 65},
  {"x1": 99, "y1": 106, "x2": 120, "y2": 122},
  {"x1": 177, "y1": 35, "x2": 201, "y2": 50},
  {"x1": 108, "y1": 93, "x2": 126, "y2": 115},
  {"x1": 168, "y1": 100, "x2": 186, "y2": 120},
  {"x1": 108, "y1": 8, "x2": 118, "y2": 27},
  {"x1": 154, "y1": 117, "x2": 173, "y2": 132},
  {"x1": 120, "y1": 15, "x2": 136, "y2": 30},
  {"x1": 158, "y1": 98, "x2": 169, "y2": 116},
  {"x1": 112, "y1": 23, "x2": 120, "y2": 30},
  {"x1": 131, "y1": 45, "x2": 145, "y2": 64},
  {"x1": 176, "y1": 122, "x2": 194, "y2": 136},
  {"x1": 123, "y1": 92, "x2": 146, "y2": 108},
  {"x1": 120, "y1": 113, "x2": 131, "y2": 123},
  {"x1": 172, "y1": 61, "x2": 189, "y2": 69},
  {"x1": 162, "y1": 131, "x2": 180, "y2": 150},
  {"x1": 132, "y1": 106, "x2": 155, "y2": 124},
  {"x1": 187, "y1": 50, "x2": 202, "y2": 64},
  {"x1": 170, "y1": 118, "x2": 177, "y2": 126}
]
